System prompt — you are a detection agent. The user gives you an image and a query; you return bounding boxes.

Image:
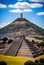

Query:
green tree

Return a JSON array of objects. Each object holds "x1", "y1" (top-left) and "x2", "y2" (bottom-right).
[
  {"x1": 24, "y1": 59, "x2": 44, "y2": 65},
  {"x1": 3, "y1": 37, "x2": 8, "y2": 44},
  {"x1": 8, "y1": 39, "x2": 13, "y2": 44},
  {"x1": 34, "y1": 59, "x2": 44, "y2": 65},
  {"x1": 24, "y1": 61, "x2": 34, "y2": 65},
  {"x1": 32, "y1": 40, "x2": 35, "y2": 44},
  {"x1": 39, "y1": 58, "x2": 44, "y2": 63},
  {"x1": 34, "y1": 60, "x2": 39, "y2": 65}
]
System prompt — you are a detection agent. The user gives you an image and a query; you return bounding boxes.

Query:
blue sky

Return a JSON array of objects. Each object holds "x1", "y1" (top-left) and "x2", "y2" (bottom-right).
[{"x1": 0, "y1": 0, "x2": 44, "y2": 29}]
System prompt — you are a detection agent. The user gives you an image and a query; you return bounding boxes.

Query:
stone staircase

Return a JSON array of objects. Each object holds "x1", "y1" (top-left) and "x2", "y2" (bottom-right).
[
  {"x1": 25, "y1": 39, "x2": 44, "y2": 57},
  {"x1": 17, "y1": 40, "x2": 33, "y2": 58},
  {"x1": 5, "y1": 39, "x2": 23, "y2": 56}
]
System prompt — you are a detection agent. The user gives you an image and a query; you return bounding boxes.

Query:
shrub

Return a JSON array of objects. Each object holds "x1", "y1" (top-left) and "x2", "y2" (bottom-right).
[
  {"x1": 38, "y1": 63, "x2": 44, "y2": 65},
  {"x1": 24, "y1": 61, "x2": 34, "y2": 65},
  {"x1": 32, "y1": 40, "x2": 35, "y2": 42},
  {"x1": 3, "y1": 37, "x2": 8, "y2": 44},
  {"x1": 3, "y1": 37, "x2": 8, "y2": 41},
  {"x1": 34, "y1": 59, "x2": 44, "y2": 65},
  {"x1": 43, "y1": 39, "x2": 44, "y2": 41},
  {"x1": 39, "y1": 58, "x2": 44, "y2": 63},
  {"x1": 0, "y1": 61, "x2": 7, "y2": 65},
  {"x1": 32, "y1": 40, "x2": 35, "y2": 44},
  {"x1": 36, "y1": 42, "x2": 44, "y2": 48},
  {"x1": 36, "y1": 43, "x2": 41, "y2": 48},
  {"x1": 34, "y1": 60, "x2": 39, "y2": 65},
  {"x1": 8, "y1": 39, "x2": 13, "y2": 44},
  {"x1": 40, "y1": 42, "x2": 44, "y2": 47},
  {"x1": 35, "y1": 60, "x2": 39, "y2": 63},
  {"x1": 24, "y1": 59, "x2": 44, "y2": 65}
]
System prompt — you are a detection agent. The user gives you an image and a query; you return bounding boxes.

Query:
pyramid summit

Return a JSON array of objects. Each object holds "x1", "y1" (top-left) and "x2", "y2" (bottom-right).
[{"x1": 20, "y1": 13, "x2": 23, "y2": 19}]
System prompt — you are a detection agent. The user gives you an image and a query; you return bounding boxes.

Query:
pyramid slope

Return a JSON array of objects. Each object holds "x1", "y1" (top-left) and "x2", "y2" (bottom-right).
[{"x1": 0, "y1": 17, "x2": 44, "y2": 35}]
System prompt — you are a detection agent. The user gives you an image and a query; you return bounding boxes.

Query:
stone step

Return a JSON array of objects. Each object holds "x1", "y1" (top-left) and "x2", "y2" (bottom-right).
[
  {"x1": 17, "y1": 40, "x2": 33, "y2": 57},
  {"x1": 5, "y1": 39, "x2": 23, "y2": 56}
]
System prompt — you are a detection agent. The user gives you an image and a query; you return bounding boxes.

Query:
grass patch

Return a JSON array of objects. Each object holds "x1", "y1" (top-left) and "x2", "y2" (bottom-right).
[
  {"x1": 26, "y1": 37, "x2": 43, "y2": 42},
  {"x1": 0, "y1": 54, "x2": 44, "y2": 65}
]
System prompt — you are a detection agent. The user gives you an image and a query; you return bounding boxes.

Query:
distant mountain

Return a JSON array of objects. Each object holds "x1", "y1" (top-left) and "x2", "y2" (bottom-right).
[{"x1": 0, "y1": 14, "x2": 44, "y2": 35}]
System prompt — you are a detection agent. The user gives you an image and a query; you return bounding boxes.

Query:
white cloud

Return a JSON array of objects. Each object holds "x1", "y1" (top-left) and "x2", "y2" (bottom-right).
[
  {"x1": 37, "y1": 12, "x2": 44, "y2": 15},
  {"x1": 9, "y1": 2, "x2": 43, "y2": 13},
  {"x1": 0, "y1": 3, "x2": 7, "y2": 8},
  {"x1": 9, "y1": 9, "x2": 22, "y2": 13},
  {"x1": 9, "y1": 9, "x2": 32, "y2": 13},
  {"x1": 30, "y1": 3, "x2": 43, "y2": 8},
  {"x1": 8, "y1": 2, "x2": 43, "y2": 9},
  {"x1": 30, "y1": 0, "x2": 44, "y2": 2},
  {"x1": 23, "y1": 9, "x2": 32, "y2": 12},
  {"x1": 8, "y1": 2, "x2": 30, "y2": 8}
]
